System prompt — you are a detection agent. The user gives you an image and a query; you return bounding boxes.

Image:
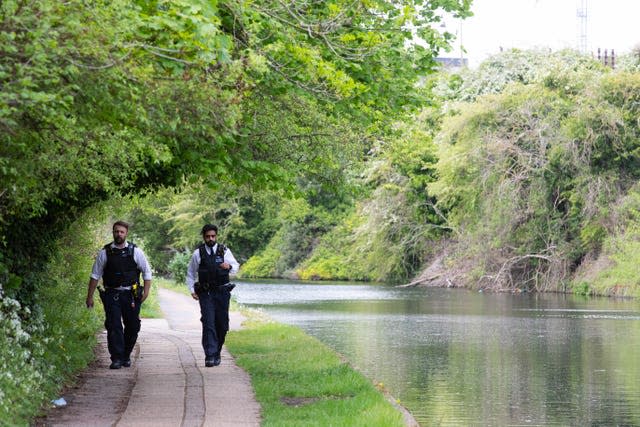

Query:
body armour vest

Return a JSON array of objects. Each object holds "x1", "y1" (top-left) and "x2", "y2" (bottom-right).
[
  {"x1": 103, "y1": 243, "x2": 140, "y2": 288},
  {"x1": 197, "y1": 243, "x2": 230, "y2": 286}
]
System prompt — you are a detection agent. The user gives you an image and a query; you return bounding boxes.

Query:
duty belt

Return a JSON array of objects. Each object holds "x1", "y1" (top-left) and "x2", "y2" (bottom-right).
[
  {"x1": 106, "y1": 285, "x2": 132, "y2": 291},
  {"x1": 195, "y1": 282, "x2": 234, "y2": 292}
]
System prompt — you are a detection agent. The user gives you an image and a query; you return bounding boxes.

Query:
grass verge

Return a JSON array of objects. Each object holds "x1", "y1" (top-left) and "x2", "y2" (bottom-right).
[
  {"x1": 226, "y1": 312, "x2": 406, "y2": 427},
  {"x1": 139, "y1": 280, "x2": 162, "y2": 318},
  {"x1": 155, "y1": 277, "x2": 190, "y2": 296},
  {"x1": 156, "y1": 277, "x2": 240, "y2": 310}
]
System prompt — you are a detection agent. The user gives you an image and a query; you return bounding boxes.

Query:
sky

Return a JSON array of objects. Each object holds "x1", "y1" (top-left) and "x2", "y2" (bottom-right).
[{"x1": 441, "y1": 0, "x2": 640, "y2": 67}]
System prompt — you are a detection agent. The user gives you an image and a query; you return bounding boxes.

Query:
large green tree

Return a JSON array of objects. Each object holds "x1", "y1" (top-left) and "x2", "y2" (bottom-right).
[{"x1": 1, "y1": 0, "x2": 472, "y2": 297}]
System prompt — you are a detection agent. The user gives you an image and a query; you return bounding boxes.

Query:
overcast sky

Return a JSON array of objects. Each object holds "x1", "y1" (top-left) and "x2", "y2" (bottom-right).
[{"x1": 442, "y1": 0, "x2": 640, "y2": 66}]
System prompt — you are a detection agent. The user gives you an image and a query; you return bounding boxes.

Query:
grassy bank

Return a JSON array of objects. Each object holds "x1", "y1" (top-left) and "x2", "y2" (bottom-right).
[
  {"x1": 156, "y1": 277, "x2": 190, "y2": 296},
  {"x1": 226, "y1": 312, "x2": 408, "y2": 427},
  {"x1": 139, "y1": 279, "x2": 163, "y2": 319},
  {"x1": 157, "y1": 277, "x2": 242, "y2": 311}
]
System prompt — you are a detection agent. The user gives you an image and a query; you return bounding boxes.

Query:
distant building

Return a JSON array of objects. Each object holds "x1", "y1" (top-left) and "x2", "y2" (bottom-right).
[{"x1": 434, "y1": 57, "x2": 468, "y2": 69}]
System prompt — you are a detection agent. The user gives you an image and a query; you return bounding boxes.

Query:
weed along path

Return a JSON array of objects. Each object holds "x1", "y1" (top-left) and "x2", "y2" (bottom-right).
[{"x1": 37, "y1": 288, "x2": 261, "y2": 427}]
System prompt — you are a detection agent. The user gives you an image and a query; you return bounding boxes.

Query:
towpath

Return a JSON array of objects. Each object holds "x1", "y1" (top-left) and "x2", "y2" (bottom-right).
[{"x1": 37, "y1": 288, "x2": 261, "y2": 427}]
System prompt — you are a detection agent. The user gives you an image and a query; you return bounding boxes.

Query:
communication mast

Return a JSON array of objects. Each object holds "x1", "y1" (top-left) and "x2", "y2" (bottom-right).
[{"x1": 576, "y1": 0, "x2": 588, "y2": 53}]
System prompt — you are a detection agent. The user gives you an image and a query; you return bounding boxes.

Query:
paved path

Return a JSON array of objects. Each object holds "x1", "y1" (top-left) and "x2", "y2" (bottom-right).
[{"x1": 37, "y1": 288, "x2": 261, "y2": 427}]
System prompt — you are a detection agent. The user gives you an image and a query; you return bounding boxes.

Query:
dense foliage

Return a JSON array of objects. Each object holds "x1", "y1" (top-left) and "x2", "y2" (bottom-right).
[
  {"x1": 426, "y1": 54, "x2": 640, "y2": 294},
  {"x1": 292, "y1": 115, "x2": 446, "y2": 282},
  {"x1": 2, "y1": 0, "x2": 473, "y2": 290},
  {"x1": 0, "y1": 213, "x2": 106, "y2": 425},
  {"x1": 242, "y1": 49, "x2": 640, "y2": 295}
]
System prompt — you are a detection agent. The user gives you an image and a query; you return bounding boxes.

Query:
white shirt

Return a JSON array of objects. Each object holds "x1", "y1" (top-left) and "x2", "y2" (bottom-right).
[
  {"x1": 186, "y1": 243, "x2": 240, "y2": 293},
  {"x1": 90, "y1": 241, "x2": 153, "y2": 281}
]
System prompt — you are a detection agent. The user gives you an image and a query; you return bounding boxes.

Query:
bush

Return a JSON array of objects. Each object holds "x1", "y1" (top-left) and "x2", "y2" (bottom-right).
[
  {"x1": 573, "y1": 186, "x2": 640, "y2": 297},
  {"x1": 239, "y1": 247, "x2": 281, "y2": 278},
  {"x1": 0, "y1": 213, "x2": 105, "y2": 425},
  {"x1": 297, "y1": 251, "x2": 350, "y2": 281},
  {"x1": 167, "y1": 251, "x2": 192, "y2": 285},
  {"x1": 0, "y1": 292, "x2": 48, "y2": 424},
  {"x1": 426, "y1": 60, "x2": 640, "y2": 294}
]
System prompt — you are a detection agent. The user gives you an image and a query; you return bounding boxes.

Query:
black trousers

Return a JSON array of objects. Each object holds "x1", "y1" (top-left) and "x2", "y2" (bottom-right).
[
  {"x1": 197, "y1": 287, "x2": 231, "y2": 358},
  {"x1": 100, "y1": 289, "x2": 141, "y2": 362}
]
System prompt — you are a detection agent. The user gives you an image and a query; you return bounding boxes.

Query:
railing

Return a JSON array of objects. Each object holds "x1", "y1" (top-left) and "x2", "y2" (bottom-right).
[{"x1": 595, "y1": 47, "x2": 615, "y2": 68}]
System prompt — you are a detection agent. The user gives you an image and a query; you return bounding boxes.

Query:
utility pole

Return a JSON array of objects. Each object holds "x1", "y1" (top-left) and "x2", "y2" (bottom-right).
[{"x1": 576, "y1": 0, "x2": 588, "y2": 53}]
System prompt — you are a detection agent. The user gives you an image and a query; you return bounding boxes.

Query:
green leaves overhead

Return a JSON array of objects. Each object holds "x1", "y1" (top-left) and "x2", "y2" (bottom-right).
[
  {"x1": 0, "y1": 0, "x2": 472, "y2": 308},
  {"x1": 224, "y1": 0, "x2": 472, "y2": 111},
  {"x1": 1, "y1": 0, "x2": 471, "y2": 233},
  {"x1": 135, "y1": 0, "x2": 231, "y2": 68}
]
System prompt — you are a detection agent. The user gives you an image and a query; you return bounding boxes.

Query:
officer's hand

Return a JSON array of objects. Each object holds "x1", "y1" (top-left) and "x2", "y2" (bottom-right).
[
  {"x1": 191, "y1": 292, "x2": 199, "y2": 301},
  {"x1": 86, "y1": 296, "x2": 94, "y2": 309},
  {"x1": 222, "y1": 262, "x2": 231, "y2": 270},
  {"x1": 141, "y1": 290, "x2": 149, "y2": 304}
]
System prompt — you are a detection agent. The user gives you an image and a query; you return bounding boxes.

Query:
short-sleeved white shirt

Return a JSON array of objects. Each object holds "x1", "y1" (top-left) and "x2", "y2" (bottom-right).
[
  {"x1": 186, "y1": 243, "x2": 239, "y2": 293},
  {"x1": 90, "y1": 241, "x2": 153, "y2": 281}
]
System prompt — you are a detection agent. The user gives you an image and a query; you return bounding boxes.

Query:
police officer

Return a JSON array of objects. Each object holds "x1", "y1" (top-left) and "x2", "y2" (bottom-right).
[
  {"x1": 186, "y1": 224, "x2": 239, "y2": 367},
  {"x1": 86, "y1": 221, "x2": 152, "y2": 369}
]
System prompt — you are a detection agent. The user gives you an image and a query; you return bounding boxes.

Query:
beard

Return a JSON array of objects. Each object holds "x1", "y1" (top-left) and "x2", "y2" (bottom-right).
[
  {"x1": 114, "y1": 236, "x2": 125, "y2": 245},
  {"x1": 205, "y1": 241, "x2": 215, "y2": 247}
]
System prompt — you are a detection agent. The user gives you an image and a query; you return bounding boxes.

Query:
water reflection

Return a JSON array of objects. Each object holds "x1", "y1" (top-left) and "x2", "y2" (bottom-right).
[{"x1": 233, "y1": 281, "x2": 640, "y2": 426}]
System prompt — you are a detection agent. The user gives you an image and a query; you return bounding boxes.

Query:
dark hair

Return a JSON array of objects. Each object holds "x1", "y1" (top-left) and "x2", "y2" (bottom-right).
[
  {"x1": 112, "y1": 220, "x2": 130, "y2": 231},
  {"x1": 201, "y1": 224, "x2": 218, "y2": 236}
]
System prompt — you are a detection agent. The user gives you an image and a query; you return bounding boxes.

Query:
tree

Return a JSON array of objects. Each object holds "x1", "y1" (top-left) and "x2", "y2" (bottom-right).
[{"x1": 1, "y1": 0, "x2": 472, "y2": 299}]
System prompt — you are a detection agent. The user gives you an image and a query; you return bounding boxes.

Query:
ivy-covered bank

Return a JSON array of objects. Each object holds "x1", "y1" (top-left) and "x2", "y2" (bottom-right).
[{"x1": 239, "y1": 50, "x2": 640, "y2": 297}]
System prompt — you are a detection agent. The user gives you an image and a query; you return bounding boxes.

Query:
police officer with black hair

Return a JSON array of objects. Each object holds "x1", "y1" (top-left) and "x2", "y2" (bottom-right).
[
  {"x1": 186, "y1": 224, "x2": 239, "y2": 367},
  {"x1": 86, "y1": 220, "x2": 152, "y2": 369}
]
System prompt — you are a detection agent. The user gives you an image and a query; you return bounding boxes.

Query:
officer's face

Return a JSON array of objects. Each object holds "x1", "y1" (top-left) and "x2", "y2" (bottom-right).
[
  {"x1": 204, "y1": 230, "x2": 217, "y2": 247},
  {"x1": 113, "y1": 225, "x2": 128, "y2": 245}
]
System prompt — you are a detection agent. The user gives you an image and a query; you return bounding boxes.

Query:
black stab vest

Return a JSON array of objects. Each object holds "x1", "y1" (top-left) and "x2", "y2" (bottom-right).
[
  {"x1": 197, "y1": 243, "x2": 230, "y2": 286},
  {"x1": 103, "y1": 243, "x2": 140, "y2": 288}
]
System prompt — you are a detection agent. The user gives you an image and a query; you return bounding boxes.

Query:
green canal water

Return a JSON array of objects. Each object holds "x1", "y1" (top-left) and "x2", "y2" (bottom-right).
[{"x1": 235, "y1": 281, "x2": 640, "y2": 426}]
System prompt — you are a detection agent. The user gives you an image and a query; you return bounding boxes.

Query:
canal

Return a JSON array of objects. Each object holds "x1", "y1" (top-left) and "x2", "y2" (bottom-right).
[{"x1": 233, "y1": 280, "x2": 640, "y2": 426}]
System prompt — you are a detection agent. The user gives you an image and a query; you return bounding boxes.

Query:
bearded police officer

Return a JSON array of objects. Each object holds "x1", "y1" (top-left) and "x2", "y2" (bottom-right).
[
  {"x1": 86, "y1": 221, "x2": 152, "y2": 369},
  {"x1": 186, "y1": 224, "x2": 240, "y2": 367}
]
